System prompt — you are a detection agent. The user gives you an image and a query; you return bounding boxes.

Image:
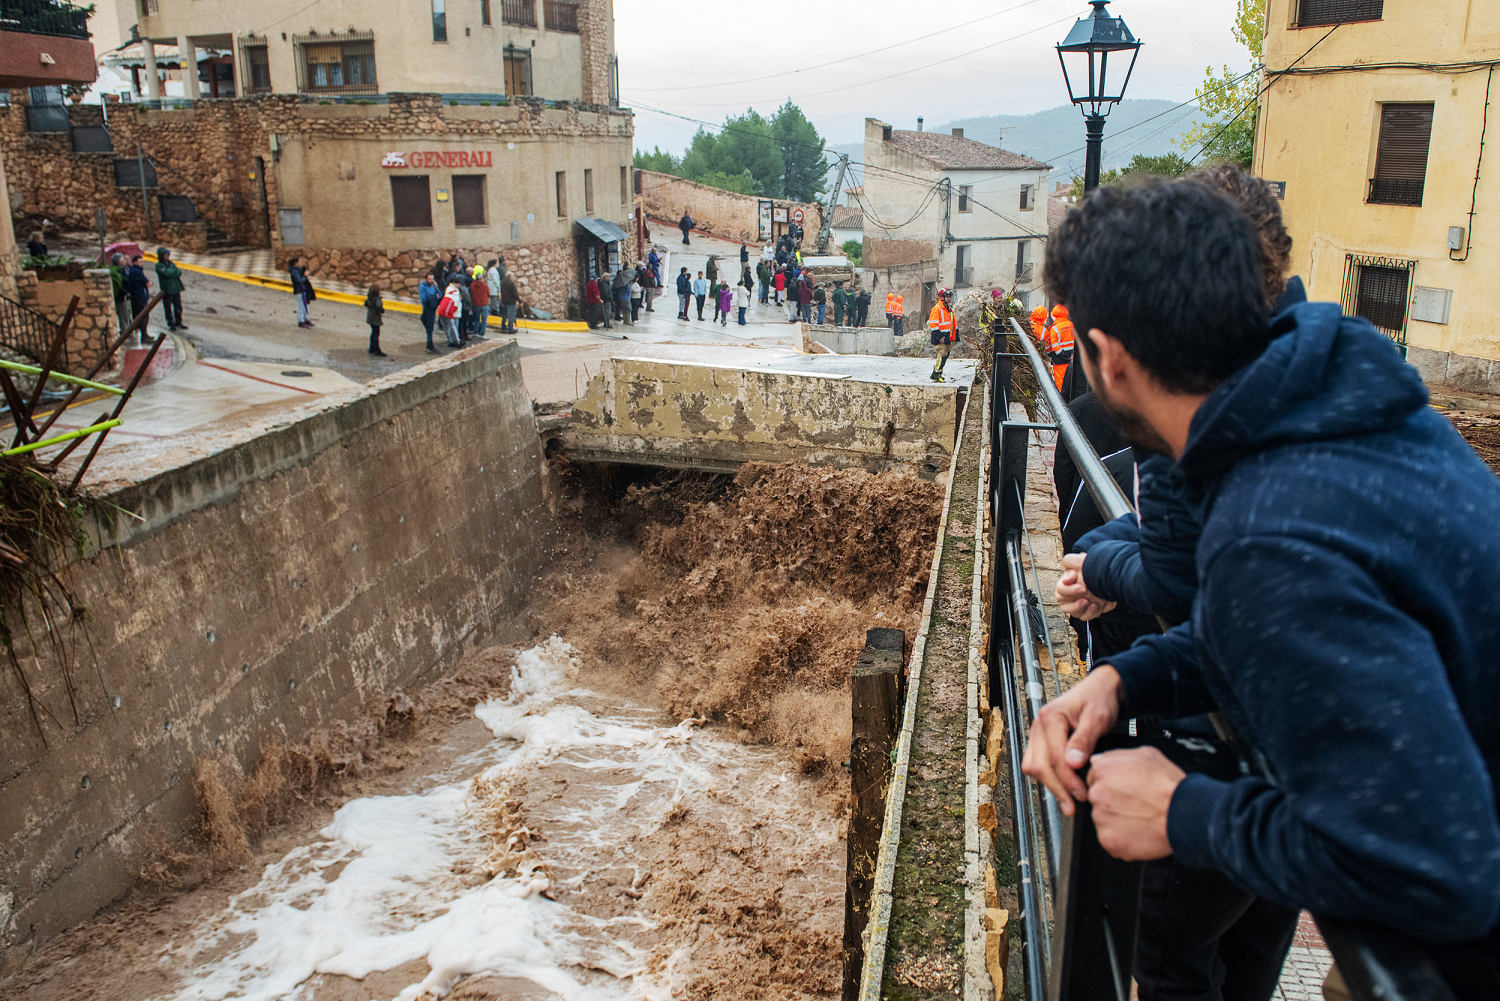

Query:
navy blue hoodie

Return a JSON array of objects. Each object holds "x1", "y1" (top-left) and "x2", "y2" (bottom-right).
[{"x1": 1107, "y1": 301, "x2": 1500, "y2": 943}]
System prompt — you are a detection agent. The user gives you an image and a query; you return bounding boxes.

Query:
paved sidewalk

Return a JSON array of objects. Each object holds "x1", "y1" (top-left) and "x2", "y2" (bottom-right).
[{"x1": 1276, "y1": 914, "x2": 1335, "y2": 1001}]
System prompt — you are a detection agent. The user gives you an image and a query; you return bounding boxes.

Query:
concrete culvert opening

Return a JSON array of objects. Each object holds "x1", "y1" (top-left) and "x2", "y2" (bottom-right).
[{"x1": 7, "y1": 456, "x2": 947, "y2": 1001}]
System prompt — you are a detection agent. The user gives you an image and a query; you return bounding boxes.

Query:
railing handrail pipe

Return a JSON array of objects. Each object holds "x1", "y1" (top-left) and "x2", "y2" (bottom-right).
[{"x1": 1008, "y1": 317, "x2": 1133, "y2": 521}]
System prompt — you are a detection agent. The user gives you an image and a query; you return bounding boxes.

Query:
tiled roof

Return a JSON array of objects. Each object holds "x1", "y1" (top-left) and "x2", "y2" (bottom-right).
[
  {"x1": 831, "y1": 205, "x2": 864, "y2": 230},
  {"x1": 886, "y1": 130, "x2": 1051, "y2": 172}
]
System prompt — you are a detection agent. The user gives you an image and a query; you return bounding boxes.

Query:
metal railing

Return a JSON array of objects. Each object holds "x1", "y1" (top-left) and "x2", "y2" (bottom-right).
[
  {"x1": 988, "y1": 317, "x2": 1469, "y2": 1001},
  {"x1": 0, "y1": 0, "x2": 92, "y2": 38},
  {"x1": 502, "y1": 0, "x2": 537, "y2": 26},
  {"x1": 1368, "y1": 177, "x2": 1424, "y2": 206},
  {"x1": 544, "y1": 0, "x2": 579, "y2": 32},
  {"x1": 0, "y1": 293, "x2": 65, "y2": 368}
]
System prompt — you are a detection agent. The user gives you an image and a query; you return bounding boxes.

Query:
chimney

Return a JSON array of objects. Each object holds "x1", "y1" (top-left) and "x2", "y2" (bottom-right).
[
  {"x1": 917, "y1": 116, "x2": 924, "y2": 133},
  {"x1": 882, "y1": 124, "x2": 892, "y2": 141},
  {"x1": 952, "y1": 127, "x2": 964, "y2": 138}
]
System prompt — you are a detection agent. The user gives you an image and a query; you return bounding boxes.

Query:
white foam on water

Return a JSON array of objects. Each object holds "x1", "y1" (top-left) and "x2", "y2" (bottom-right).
[{"x1": 160, "y1": 636, "x2": 819, "y2": 1001}]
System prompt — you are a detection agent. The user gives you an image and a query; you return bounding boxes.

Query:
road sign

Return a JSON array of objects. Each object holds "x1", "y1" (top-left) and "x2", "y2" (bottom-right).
[{"x1": 792, "y1": 207, "x2": 805, "y2": 223}]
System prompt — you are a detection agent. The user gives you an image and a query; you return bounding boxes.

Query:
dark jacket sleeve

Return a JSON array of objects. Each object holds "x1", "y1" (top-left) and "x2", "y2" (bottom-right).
[
  {"x1": 1106, "y1": 621, "x2": 1217, "y2": 719},
  {"x1": 1166, "y1": 534, "x2": 1500, "y2": 941}
]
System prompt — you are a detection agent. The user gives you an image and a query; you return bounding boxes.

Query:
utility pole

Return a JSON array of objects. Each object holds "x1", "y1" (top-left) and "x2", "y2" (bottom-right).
[{"x1": 817, "y1": 154, "x2": 851, "y2": 255}]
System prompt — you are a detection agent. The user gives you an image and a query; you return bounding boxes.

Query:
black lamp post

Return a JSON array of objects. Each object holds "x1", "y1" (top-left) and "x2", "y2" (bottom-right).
[{"x1": 1057, "y1": 0, "x2": 1143, "y2": 193}]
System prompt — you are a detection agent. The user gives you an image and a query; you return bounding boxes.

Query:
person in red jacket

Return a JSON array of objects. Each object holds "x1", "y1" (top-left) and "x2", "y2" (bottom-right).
[
  {"x1": 773, "y1": 269, "x2": 786, "y2": 306},
  {"x1": 468, "y1": 269, "x2": 491, "y2": 339},
  {"x1": 584, "y1": 275, "x2": 608, "y2": 330}
]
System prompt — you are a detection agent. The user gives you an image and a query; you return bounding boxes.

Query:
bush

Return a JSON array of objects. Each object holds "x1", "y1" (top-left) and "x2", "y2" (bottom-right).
[{"x1": 840, "y1": 240, "x2": 862, "y2": 266}]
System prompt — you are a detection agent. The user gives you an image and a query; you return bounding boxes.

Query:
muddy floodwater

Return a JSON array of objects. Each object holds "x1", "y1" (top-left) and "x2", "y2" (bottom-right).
[{"x1": 3, "y1": 463, "x2": 942, "y2": 1001}]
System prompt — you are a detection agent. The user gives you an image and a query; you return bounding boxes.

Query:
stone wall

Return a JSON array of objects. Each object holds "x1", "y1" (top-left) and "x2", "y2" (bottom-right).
[
  {"x1": 12, "y1": 268, "x2": 118, "y2": 375},
  {"x1": 562, "y1": 355, "x2": 958, "y2": 473},
  {"x1": 0, "y1": 344, "x2": 551, "y2": 957},
  {"x1": 287, "y1": 235, "x2": 584, "y2": 318},
  {"x1": 3, "y1": 92, "x2": 634, "y2": 310},
  {"x1": 638, "y1": 169, "x2": 823, "y2": 247},
  {"x1": 0, "y1": 101, "x2": 211, "y2": 252}
]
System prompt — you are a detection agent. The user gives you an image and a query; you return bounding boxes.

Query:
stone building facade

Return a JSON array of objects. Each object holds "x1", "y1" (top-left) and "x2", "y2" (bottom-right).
[{"x1": 3, "y1": 92, "x2": 634, "y2": 317}]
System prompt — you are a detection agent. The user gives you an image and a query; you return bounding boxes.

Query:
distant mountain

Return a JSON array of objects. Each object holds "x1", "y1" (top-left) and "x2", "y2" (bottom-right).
[{"x1": 822, "y1": 100, "x2": 1202, "y2": 203}]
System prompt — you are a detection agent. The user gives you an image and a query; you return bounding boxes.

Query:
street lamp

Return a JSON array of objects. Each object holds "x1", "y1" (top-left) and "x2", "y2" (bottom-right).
[{"x1": 1057, "y1": 0, "x2": 1142, "y2": 193}]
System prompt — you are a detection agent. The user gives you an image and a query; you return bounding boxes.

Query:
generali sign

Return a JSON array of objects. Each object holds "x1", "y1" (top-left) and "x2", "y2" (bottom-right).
[{"x1": 382, "y1": 150, "x2": 495, "y2": 169}]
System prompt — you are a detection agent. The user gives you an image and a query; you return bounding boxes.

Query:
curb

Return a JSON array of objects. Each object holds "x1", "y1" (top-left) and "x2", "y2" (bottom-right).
[{"x1": 144, "y1": 254, "x2": 591, "y2": 333}]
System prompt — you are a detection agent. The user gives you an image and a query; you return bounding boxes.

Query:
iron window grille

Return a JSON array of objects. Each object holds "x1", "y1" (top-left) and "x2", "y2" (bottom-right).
[
  {"x1": 4, "y1": 0, "x2": 92, "y2": 38},
  {"x1": 293, "y1": 31, "x2": 378, "y2": 96},
  {"x1": 1342, "y1": 254, "x2": 1415, "y2": 347},
  {"x1": 502, "y1": 0, "x2": 537, "y2": 27},
  {"x1": 545, "y1": 0, "x2": 579, "y2": 32},
  {"x1": 239, "y1": 35, "x2": 271, "y2": 94},
  {"x1": 158, "y1": 195, "x2": 197, "y2": 223},
  {"x1": 1292, "y1": 0, "x2": 1382, "y2": 27}
]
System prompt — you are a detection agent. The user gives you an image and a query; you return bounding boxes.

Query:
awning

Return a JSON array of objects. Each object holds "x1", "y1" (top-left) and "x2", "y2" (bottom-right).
[{"x1": 574, "y1": 218, "x2": 629, "y2": 244}]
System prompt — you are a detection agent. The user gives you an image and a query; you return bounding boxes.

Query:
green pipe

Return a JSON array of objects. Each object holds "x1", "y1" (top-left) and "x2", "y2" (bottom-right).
[
  {"x1": 2, "y1": 419, "x2": 124, "y2": 456},
  {"x1": 0, "y1": 361, "x2": 125, "y2": 396}
]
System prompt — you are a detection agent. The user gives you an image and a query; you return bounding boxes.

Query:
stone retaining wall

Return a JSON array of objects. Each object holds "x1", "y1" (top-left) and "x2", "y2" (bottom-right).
[
  {"x1": 0, "y1": 343, "x2": 550, "y2": 958},
  {"x1": 12, "y1": 269, "x2": 117, "y2": 375},
  {"x1": 638, "y1": 169, "x2": 823, "y2": 247}
]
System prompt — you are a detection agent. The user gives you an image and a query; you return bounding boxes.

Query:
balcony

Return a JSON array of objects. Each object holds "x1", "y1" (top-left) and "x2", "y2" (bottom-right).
[
  {"x1": 0, "y1": 1, "x2": 97, "y2": 88},
  {"x1": 1368, "y1": 177, "x2": 1424, "y2": 207},
  {"x1": 1, "y1": 0, "x2": 90, "y2": 38},
  {"x1": 953, "y1": 266, "x2": 974, "y2": 288},
  {"x1": 545, "y1": 0, "x2": 579, "y2": 32},
  {"x1": 1015, "y1": 263, "x2": 1035, "y2": 284},
  {"x1": 502, "y1": 0, "x2": 538, "y2": 27}
]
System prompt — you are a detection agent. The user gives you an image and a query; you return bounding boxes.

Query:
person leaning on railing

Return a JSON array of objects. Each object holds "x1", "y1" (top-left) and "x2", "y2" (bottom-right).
[
  {"x1": 1055, "y1": 166, "x2": 1308, "y2": 1001},
  {"x1": 1023, "y1": 179, "x2": 1500, "y2": 1000}
]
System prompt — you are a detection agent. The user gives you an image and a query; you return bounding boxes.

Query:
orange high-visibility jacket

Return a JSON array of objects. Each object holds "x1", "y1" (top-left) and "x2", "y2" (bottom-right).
[
  {"x1": 1029, "y1": 305, "x2": 1048, "y2": 340},
  {"x1": 1050, "y1": 304, "x2": 1075, "y2": 352},
  {"x1": 885, "y1": 293, "x2": 897, "y2": 315},
  {"x1": 895, "y1": 294, "x2": 904, "y2": 315},
  {"x1": 1047, "y1": 304, "x2": 1075, "y2": 391},
  {"x1": 928, "y1": 301, "x2": 957, "y2": 342}
]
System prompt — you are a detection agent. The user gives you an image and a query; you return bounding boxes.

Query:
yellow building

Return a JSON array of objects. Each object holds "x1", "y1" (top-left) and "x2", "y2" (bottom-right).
[{"x1": 1255, "y1": 0, "x2": 1500, "y2": 392}]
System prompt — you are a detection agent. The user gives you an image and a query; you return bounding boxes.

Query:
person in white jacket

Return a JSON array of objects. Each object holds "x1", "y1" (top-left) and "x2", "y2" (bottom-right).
[
  {"x1": 439, "y1": 282, "x2": 464, "y2": 347},
  {"x1": 733, "y1": 281, "x2": 751, "y2": 326}
]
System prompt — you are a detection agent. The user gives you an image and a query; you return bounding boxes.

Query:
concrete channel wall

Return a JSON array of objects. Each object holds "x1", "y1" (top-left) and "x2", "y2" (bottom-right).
[
  {"x1": 0, "y1": 343, "x2": 549, "y2": 958},
  {"x1": 558, "y1": 355, "x2": 960, "y2": 473}
]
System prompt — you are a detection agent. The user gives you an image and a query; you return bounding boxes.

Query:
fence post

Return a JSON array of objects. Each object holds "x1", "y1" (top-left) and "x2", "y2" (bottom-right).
[{"x1": 843, "y1": 627, "x2": 904, "y2": 1001}]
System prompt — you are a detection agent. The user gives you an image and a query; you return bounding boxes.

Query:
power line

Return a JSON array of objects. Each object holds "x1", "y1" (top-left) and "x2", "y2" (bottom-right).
[
  {"x1": 1185, "y1": 21, "x2": 1343, "y2": 166},
  {"x1": 623, "y1": 9, "x2": 1083, "y2": 111},
  {"x1": 627, "y1": 0, "x2": 1056, "y2": 94}
]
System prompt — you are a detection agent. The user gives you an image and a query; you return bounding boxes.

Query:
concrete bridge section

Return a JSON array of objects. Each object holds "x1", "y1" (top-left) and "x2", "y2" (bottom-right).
[{"x1": 548, "y1": 349, "x2": 976, "y2": 475}]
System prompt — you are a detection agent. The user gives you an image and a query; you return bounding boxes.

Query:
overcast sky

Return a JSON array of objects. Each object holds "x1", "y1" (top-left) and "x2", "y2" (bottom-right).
[{"x1": 618, "y1": 0, "x2": 1250, "y2": 154}]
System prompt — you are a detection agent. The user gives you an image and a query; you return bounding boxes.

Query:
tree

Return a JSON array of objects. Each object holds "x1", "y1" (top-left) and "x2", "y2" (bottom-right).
[
  {"x1": 632, "y1": 101, "x2": 828, "y2": 200},
  {"x1": 633, "y1": 147, "x2": 679, "y2": 173},
  {"x1": 841, "y1": 239, "x2": 862, "y2": 265},
  {"x1": 1176, "y1": 0, "x2": 1262, "y2": 169},
  {"x1": 770, "y1": 101, "x2": 828, "y2": 203},
  {"x1": 1067, "y1": 152, "x2": 1187, "y2": 198}
]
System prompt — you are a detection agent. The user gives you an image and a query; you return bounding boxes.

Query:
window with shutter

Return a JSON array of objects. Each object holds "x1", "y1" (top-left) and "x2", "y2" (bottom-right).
[
  {"x1": 1369, "y1": 103, "x2": 1433, "y2": 206},
  {"x1": 391, "y1": 176, "x2": 433, "y2": 228},
  {"x1": 1293, "y1": 0, "x2": 1382, "y2": 27},
  {"x1": 453, "y1": 175, "x2": 486, "y2": 226}
]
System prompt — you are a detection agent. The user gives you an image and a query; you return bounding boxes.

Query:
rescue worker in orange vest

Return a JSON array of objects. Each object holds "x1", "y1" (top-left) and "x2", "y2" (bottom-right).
[
  {"x1": 1029, "y1": 304, "x2": 1049, "y2": 340},
  {"x1": 885, "y1": 292, "x2": 898, "y2": 329},
  {"x1": 1044, "y1": 303, "x2": 1075, "y2": 391},
  {"x1": 928, "y1": 287, "x2": 958, "y2": 382},
  {"x1": 892, "y1": 293, "x2": 904, "y2": 336}
]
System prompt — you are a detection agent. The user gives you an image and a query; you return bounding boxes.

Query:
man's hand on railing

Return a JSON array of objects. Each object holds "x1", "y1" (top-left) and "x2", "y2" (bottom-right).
[
  {"x1": 1087, "y1": 747, "x2": 1184, "y2": 861},
  {"x1": 1056, "y1": 553, "x2": 1116, "y2": 621},
  {"x1": 1021, "y1": 665, "x2": 1124, "y2": 816}
]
